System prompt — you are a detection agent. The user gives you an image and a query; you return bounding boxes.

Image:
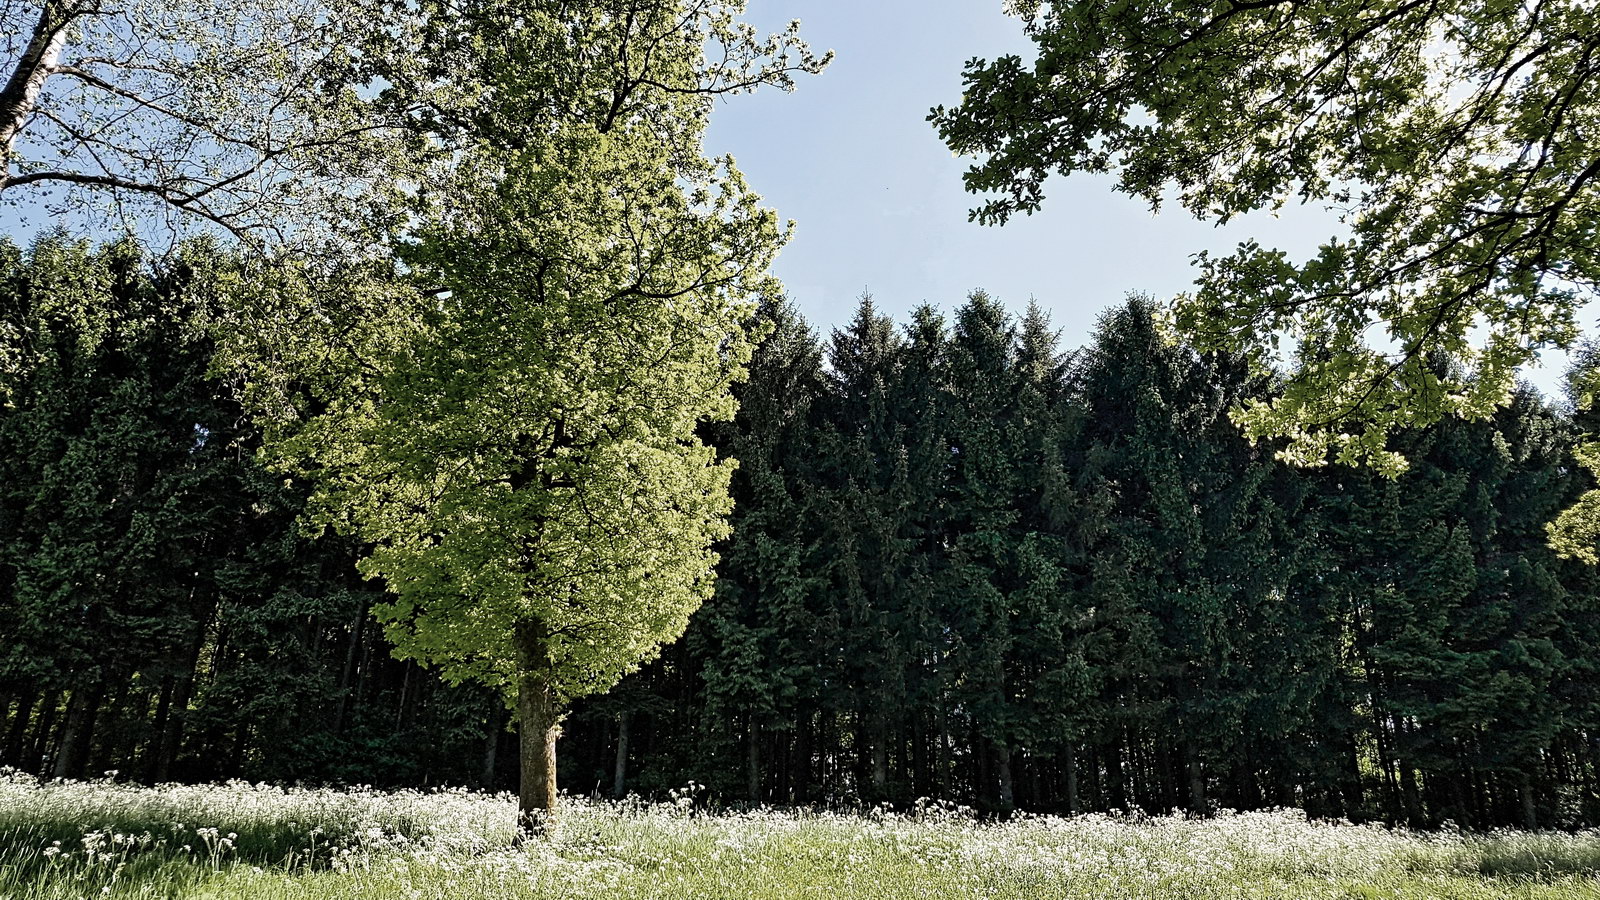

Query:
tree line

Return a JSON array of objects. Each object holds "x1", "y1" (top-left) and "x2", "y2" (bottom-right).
[
  {"x1": 570, "y1": 292, "x2": 1600, "y2": 830},
  {"x1": 0, "y1": 239, "x2": 503, "y2": 788},
  {"x1": 5, "y1": 238, "x2": 1599, "y2": 829},
  {"x1": 5, "y1": 0, "x2": 832, "y2": 833},
  {"x1": 10, "y1": 0, "x2": 1600, "y2": 838}
]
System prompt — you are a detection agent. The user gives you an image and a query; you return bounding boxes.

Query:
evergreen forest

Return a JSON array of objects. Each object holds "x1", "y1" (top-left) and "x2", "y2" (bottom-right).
[{"x1": 6, "y1": 239, "x2": 1599, "y2": 832}]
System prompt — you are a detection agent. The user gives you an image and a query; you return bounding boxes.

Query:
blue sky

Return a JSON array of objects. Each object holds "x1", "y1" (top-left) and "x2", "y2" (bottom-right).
[
  {"x1": 702, "y1": 0, "x2": 1575, "y2": 398},
  {"x1": 3, "y1": 0, "x2": 1576, "y2": 397}
]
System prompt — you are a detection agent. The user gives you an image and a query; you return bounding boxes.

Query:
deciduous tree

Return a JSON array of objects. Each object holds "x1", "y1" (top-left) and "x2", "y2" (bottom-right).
[
  {"x1": 932, "y1": 0, "x2": 1600, "y2": 481},
  {"x1": 248, "y1": 1, "x2": 825, "y2": 835},
  {"x1": 0, "y1": 0, "x2": 433, "y2": 251}
]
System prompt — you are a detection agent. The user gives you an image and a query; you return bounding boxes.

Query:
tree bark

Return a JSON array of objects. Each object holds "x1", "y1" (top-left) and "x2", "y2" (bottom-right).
[
  {"x1": 793, "y1": 713, "x2": 812, "y2": 804},
  {"x1": 1064, "y1": 745, "x2": 1079, "y2": 815},
  {"x1": 1520, "y1": 769, "x2": 1539, "y2": 830},
  {"x1": 1340, "y1": 735, "x2": 1365, "y2": 818},
  {"x1": 870, "y1": 715, "x2": 889, "y2": 800},
  {"x1": 910, "y1": 714, "x2": 927, "y2": 799},
  {"x1": 481, "y1": 708, "x2": 500, "y2": 789},
  {"x1": 154, "y1": 626, "x2": 206, "y2": 783},
  {"x1": 91, "y1": 676, "x2": 130, "y2": 776},
  {"x1": 2, "y1": 689, "x2": 35, "y2": 766},
  {"x1": 25, "y1": 690, "x2": 60, "y2": 774},
  {"x1": 0, "y1": 0, "x2": 80, "y2": 172},
  {"x1": 52, "y1": 682, "x2": 103, "y2": 780},
  {"x1": 514, "y1": 619, "x2": 562, "y2": 837},
  {"x1": 995, "y1": 739, "x2": 1015, "y2": 813},
  {"x1": 1106, "y1": 738, "x2": 1128, "y2": 811},
  {"x1": 935, "y1": 705, "x2": 951, "y2": 797},
  {"x1": 335, "y1": 602, "x2": 366, "y2": 735},
  {"x1": 1184, "y1": 741, "x2": 1206, "y2": 815},
  {"x1": 743, "y1": 719, "x2": 759, "y2": 803},
  {"x1": 974, "y1": 725, "x2": 993, "y2": 809},
  {"x1": 144, "y1": 676, "x2": 174, "y2": 782},
  {"x1": 614, "y1": 712, "x2": 631, "y2": 799},
  {"x1": 1398, "y1": 759, "x2": 1424, "y2": 825}
]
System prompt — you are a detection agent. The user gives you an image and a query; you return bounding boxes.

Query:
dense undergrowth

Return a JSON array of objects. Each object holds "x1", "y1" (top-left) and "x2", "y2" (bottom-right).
[{"x1": 4, "y1": 772, "x2": 1600, "y2": 899}]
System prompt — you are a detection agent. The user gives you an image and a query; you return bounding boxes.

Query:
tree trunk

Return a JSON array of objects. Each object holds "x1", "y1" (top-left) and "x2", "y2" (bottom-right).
[
  {"x1": 743, "y1": 720, "x2": 759, "y2": 803},
  {"x1": 1026, "y1": 754, "x2": 1042, "y2": 810},
  {"x1": 974, "y1": 725, "x2": 993, "y2": 809},
  {"x1": 935, "y1": 702, "x2": 951, "y2": 796},
  {"x1": 870, "y1": 714, "x2": 889, "y2": 800},
  {"x1": 396, "y1": 662, "x2": 413, "y2": 731},
  {"x1": 793, "y1": 713, "x2": 812, "y2": 804},
  {"x1": 1184, "y1": 741, "x2": 1206, "y2": 815},
  {"x1": 514, "y1": 619, "x2": 562, "y2": 837},
  {"x1": 1398, "y1": 759, "x2": 1423, "y2": 825},
  {"x1": 53, "y1": 682, "x2": 104, "y2": 780},
  {"x1": 154, "y1": 628, "x2": 206, "y2": 783},
  {"x1": 482, "y1": 708, "x2": 501, "y2": 789},
  {"x1": 25, "y1": 690, "x2": 60, "y2": 774},
  {"x1": 154, "y1": 669, "x2": 193, "y2": 782},
  {"x1": 0, "y1": 0, "x2": 82, "y2": 168},
  {"x1": 144, "y1": 676, "x2": 174, "y2": 782},
  {"x1": 776, "y1": 728, "x2": 791, "y2": 803},
  {"x1": 92, "y1": 678, "x2": 132, "y2": 777},
  {"x1": 335, "y1": 602, "x2": 367, "y2": 734},
  {"x1": 614, "y1": 712, "x2": 631, "y2": 800},
  {"x1": 1519, "y1": 769, "x2": 1539, "y2": 830},
  {"x1": 50, "y1": 692, "x2": 84, "y2": 779},
  {"x1": 2, "y1": 689, "x2": 35, "y2": 766},
  {"x1": 995, "y1": 739, "x2": 1015, "y2": 813},
  {"x1": 1064, "y1": 746, "x2": 1079, "y2": 815},
  {"x1": 1340, "y1": 735, "x2": 1365, "y2": 818},
  {"x1": 1106, "y1": 739, "x2": 1128, "y2": 811},
  {"x1": 910, "y1": 715, "x2": 928, "y2": 799}
]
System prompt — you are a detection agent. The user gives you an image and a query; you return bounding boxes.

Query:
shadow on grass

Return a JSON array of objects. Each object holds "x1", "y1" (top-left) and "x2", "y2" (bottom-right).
[
  {"x1": 1474, "y1": 841, "x2": 1600, "y2": 879},
  {"x1": 0, "y1": 806, "x2": 460, "y2": 889}
]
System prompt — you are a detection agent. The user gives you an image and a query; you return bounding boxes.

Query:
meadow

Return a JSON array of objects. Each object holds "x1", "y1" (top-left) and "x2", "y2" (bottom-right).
[{"x1": 4, "y1": 771, "x2": 1600, "y2": 900}]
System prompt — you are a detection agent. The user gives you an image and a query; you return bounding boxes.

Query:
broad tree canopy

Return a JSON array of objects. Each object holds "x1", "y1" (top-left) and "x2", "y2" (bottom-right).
[
  {"x1": 216, "y1": 0, "x2": 826, "y2": 831},
  {"x1": 932, "y1": 0, "x2": 1600, "y2": 476},
  {"x1": 0, "y1": 0, "x2": 437, "y2": 252},
  {"x1": 1, "y1": 0, "x2": 827, "y2": 255}
]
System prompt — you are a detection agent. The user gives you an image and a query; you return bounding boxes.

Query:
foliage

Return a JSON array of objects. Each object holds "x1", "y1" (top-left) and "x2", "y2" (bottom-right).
[
  {"x1": 0, "y1": 234, "x2": 252, "y2": 752},
  {"x1": 0, "y1": 0, "x2": 434, "y2": 251},
  {"x1": 0, "y1": 235, "x2": 498, "y2": 787},
  {"x1": 282, "y1": 128, "x2": 780, "y2": 703},
  {"x1": 1, "y1": 0, "x2": 830, "y2": 256},
  {"x1": 565, "y1": 294, "x2": 1600, "y2": 829},
  {"x1": 218, "y1": 0, "x2": 827, "y2": 830},
  {"x1": 931, "y1": 0, "x2": 1600, "y2": 479},
  {"x1": 1550, "y1": 349, "x2": 1600, "y2": 563},
  {"x1": 6, "y1": 241, "x2": 1600, "y2": 830}
]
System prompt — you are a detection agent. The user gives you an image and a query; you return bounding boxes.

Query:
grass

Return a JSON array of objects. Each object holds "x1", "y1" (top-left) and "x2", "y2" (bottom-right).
[{"x1": 3, "y1": 771, "x2": 1600, "y2": 899}]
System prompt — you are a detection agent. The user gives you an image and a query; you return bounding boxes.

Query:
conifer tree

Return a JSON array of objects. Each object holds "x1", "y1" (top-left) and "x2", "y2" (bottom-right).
[
  {"x1": 1008, "y1": 303, "x2": 1089, "y2": 810},
  {"x1": 888, "y1": 303, "x2": 954, "y2": 801},
  {"x1": 695, "y1": 299, "x2": 830, "y2": 801},
  {"x1": 0, "y1": 237, "x2": 247, "y2": 778},
  {"x1": 939, "y1": 291, "x2": 1027, "y2": 811},
  {"x1": 1072, "y1": 297, "x2": 1300, "y2": 813},
  {"x1": 1322, "y1": 382, "x2": 1581, "y2": 826},
  {"x1": 816, "y1": 296, "x2": 907, "y2": 801}
]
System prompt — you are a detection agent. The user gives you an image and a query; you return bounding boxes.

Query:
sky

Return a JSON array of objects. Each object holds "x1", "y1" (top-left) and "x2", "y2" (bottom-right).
[
  {"x1": 701, "y1": 0, "x2": 1575, "y2": 397},
  {"x1": 2, "y1": 0, "x2": 1577, "y2": 396}
]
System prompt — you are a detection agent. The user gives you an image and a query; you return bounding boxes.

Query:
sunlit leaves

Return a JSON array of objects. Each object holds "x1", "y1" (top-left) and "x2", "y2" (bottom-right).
[{"x1": 932, "y1": 0, "x2": 1600, "y2": 509}]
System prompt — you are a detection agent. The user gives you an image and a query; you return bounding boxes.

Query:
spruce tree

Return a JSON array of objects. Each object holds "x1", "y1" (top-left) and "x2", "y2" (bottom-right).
[{"x1": 695, "y1": 300, "x2": 830, "y2": 801}]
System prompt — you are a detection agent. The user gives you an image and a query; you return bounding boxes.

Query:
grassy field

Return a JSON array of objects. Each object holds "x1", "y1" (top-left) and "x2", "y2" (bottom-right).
[{"x1": 4, "y1": 771, "x2": 1600, "y2": 899}]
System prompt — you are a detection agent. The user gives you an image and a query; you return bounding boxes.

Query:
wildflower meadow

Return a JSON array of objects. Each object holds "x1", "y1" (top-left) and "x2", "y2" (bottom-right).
[{"x1": 3, "y1": 771, "x2": 1599, "y2": 899}]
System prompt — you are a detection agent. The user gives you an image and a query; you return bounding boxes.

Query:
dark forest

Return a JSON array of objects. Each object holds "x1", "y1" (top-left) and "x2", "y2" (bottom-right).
[{"x1": 6, "y1": 240, "x2": 1598, "y2": 831}]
